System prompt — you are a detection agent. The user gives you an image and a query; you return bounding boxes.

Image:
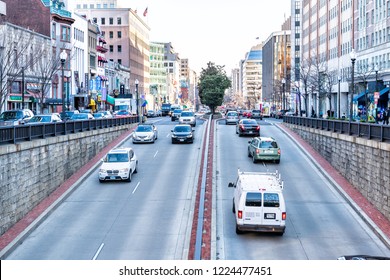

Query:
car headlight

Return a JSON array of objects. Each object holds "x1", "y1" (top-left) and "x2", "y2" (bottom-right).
[
  {"x1": 186, "y1": 134, "x2": 193, "y2": 138},
  {"x1": 119, "y1": 168, "x2": 129, "y2": 172},
  {"x1": 172, "y1": 134, "x2": 177, "y2": 138},
  {"x1": 99, "y1": 169, "x2": 106, "y2": 173}
]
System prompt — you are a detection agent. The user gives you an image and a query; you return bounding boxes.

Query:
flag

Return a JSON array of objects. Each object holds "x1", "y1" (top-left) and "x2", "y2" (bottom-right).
[{"x1": 143, "y1": 7, "x2": 148, "y2": 16}]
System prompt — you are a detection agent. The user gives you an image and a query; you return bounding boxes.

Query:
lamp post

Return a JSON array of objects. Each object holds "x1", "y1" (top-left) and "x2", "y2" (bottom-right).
[
  {"x1": 21, "y1": 66, "x2": 25, "y2": 109},
  {"x1": 282, "y1": 78, "x2": 286, "y2": 111},
  {"x1": 350, "y1": 49, "x2": 357, "y2": 123},
  {"x1": 338, "y1": 75, "x2": 341, "y2": 118},
  {"x1": 60, "y1": 50, "x2": 67, "y2": 113},
  {"x1": 374, "y1": 64, "x2": 379, "y2": 122},
  {"x1": 135, "y1": 79, "x2": 141, "y2": 123}
]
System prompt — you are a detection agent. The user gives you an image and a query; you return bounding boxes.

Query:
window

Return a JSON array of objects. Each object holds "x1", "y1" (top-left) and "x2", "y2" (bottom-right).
[
  {"x1": 118, "y1": 59, "x2": 122, "y2": 65},
  {"x1": 117, "y1": 31, "x2": 122, "y2": 38},
  {"x1": 109, "y1": 17, "x2": 113, "y2": 25},
  {"x1": 61, "y1": 25, "x2": 71, "y2": 42},
  {"x1": 245, "y1": 192, "x2": 262, "y2": 207},
  {"x1": 51, "y1": 22, "x2": 56, "y2": 39},
  {"x1": 109, "y1": 45, "x2": 114, "y2": 52},
  {"x1": 117, "y1": 45, "x2": 122, "y2": 52},
  {"x1": 109, "y1": 31, "x2": 113, "y2": 38},
  {"x1": 263, "y1": 193, "x2": 280, "y2": 207},
  {"x1": 101, "y1": 18, "x2": 105, "y2": 25},
  {"x1": 117, "y1": 17, "x2": 122, "y2": 25}
]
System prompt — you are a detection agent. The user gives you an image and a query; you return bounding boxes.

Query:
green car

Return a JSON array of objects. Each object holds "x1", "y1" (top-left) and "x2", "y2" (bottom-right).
[{"x1": 248, "y1": 137, "x2": 281, "y2": 164}]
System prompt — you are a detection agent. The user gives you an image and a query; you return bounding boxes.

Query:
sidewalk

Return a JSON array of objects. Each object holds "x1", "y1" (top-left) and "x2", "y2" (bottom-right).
[{"x1": 278, "y1": 123, "x2": 390, "y2": 248}]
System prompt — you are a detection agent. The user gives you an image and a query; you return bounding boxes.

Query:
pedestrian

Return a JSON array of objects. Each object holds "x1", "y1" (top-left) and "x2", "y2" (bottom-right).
[{"x1": 383, "y1": 108, "x2": 389, "y2": 125}]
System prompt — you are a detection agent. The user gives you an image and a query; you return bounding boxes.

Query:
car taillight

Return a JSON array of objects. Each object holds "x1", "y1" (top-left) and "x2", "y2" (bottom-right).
[
  {"x1": 282, "y1": 212, "x2": 286, "y2": 220},
  {"x1": 278, "y1": 149, "x2": 281, "y2": 155},
  {"x1": 256, "y1": 126, "x2": 260, "y2": 131},
  {"x1": 256, "y1": 148, "x2": 260, "y2": 154},
  {"x1": 238, "y1": 210, "x2": 243, "y2": 219},
  {"x1": 239, "y1": 125, "x2": 245, "y2": 130}
]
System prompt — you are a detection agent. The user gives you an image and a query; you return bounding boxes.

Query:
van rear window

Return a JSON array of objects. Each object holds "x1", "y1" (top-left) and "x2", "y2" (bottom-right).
[
  {"x1": 263, "y1": 193, "x2": 280, "y2": 207},
  {"x1": 245, "y1": 192, "x2": 262, "y2": 207}
]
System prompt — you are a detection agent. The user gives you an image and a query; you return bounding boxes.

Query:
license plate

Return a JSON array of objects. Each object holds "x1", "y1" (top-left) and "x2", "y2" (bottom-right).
[
  {"x1": 265, "y1": 150, "x2": 274, "y2": 154},
  {"x1": 265, "y1": 213, "x2": 276, "y2": 219},
  {"x1": 249, "y1": 131, "x2": 253, "y2": 133},
  {"x1": 110, "y1": 176, "x2": 116, "y2": 180},
  {"x1": 180, "y1": 139, "x2": 184, "y2": 142}
]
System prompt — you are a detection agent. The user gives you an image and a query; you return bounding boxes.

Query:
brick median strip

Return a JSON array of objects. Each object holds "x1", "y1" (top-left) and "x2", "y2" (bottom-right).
[{"x1": 0, "y1": 128, "x2": 135, "y2": 257}]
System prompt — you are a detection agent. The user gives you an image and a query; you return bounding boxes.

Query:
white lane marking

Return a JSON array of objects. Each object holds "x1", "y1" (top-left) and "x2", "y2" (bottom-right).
[
  {"x1": 132, "y1": 182, "x2": 141, "y2": 194},
  {"x1": 166, "y1": 133, "x2": 170, "y2": 138},
  {"x1": 154, "y1": 150, "x2": 158, "y2": 157},
  {"x1": 92, "y1": 243, "x2": 105, "y2": 260}
]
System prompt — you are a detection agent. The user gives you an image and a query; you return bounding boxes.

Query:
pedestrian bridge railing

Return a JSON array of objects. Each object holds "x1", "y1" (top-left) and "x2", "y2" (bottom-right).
[
  {"x1": 0, "y1": 116, "x2": 139, "y2": 145},
  {"x1": 283, "y1": 116, "x2": 390, "y2": 143}
]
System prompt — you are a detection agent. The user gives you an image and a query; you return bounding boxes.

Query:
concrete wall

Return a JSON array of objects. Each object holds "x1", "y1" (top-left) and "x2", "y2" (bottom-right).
[
  {"x1": 0, "y1": 124, "x2": 136, "y2": 236},
  {"x1": 284, "y1": 123, "x2": 390, "y2": 221}
]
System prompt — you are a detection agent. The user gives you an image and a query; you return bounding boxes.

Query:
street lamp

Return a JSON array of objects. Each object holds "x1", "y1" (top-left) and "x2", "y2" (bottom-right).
[
  {"x1": 374, "y1": 64, "x2": 379, "y2": 122},
  {"x1": 60, "y1": 50, "x2": 67, "y2": 113},
  {"x1": 338, "y1": 75, "x2": 341, "y2": 118},
  {"x1": 350, "y1": 49, "x2": 357, "y2": 123},
  {"x1": 135, "y1": 79, "x2": 141, "y2": 123},
  {"x1": 21, "y1": 66, "x2": 25, "y2": 109},
  {"x1": 282, "y1": 78, "x2": 286, "y2": 111}
]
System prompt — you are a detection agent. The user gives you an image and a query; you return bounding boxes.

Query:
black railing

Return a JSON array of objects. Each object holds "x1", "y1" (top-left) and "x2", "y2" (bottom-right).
[
  {"x1": 283, "y1": 116, "x2": 390, "y2": 142},
  {"x1": 0, "y1": 116, "x2": 139, "y2": 145}
]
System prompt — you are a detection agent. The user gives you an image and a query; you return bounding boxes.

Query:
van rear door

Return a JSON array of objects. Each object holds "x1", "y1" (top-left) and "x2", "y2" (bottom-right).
[
  {"x1": 261, "y1": 192, "x2": 283, "y2": 226},
  {"x1": 242, "y1": 192, "x2": 263, "y2": 225}
]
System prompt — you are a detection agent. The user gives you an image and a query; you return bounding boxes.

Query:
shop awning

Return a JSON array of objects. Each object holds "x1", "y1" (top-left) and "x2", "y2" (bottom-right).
[
  {"x1": 379, "y1": 87, "x2": 389, "y2": 96},
  {"x1": 106, "y1": 95, "x2": 115, "y2": 106},
  {"x1": 353, "y1": 90, "x2": 367, "y2": 101}
]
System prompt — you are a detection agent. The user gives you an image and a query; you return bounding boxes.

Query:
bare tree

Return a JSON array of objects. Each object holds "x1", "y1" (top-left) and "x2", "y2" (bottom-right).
[
  {"x1": 321, "y1": 70, "x2": 339, "y2": 118},
  {"x1": 0, "y1": 23, "x2": 50, "y2": 112},
  {"x1": 298, "y1": 56, "x2": 315, "y2": 116}
]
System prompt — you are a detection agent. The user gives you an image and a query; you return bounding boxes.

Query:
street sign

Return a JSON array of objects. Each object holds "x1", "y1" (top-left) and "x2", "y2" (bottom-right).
[{"x1": 374, "y1": 91, "x2": 379, "y2": 104}]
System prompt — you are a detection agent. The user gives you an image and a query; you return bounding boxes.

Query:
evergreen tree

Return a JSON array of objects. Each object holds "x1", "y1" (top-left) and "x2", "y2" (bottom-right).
[{"x1": 198, "y1": 62, "x2": 231, "y2": 114}]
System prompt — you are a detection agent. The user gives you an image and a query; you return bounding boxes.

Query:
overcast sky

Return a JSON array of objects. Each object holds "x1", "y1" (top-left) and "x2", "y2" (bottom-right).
[{"x1": 118, "y1": 0, "x2": 291, "y2": 74}]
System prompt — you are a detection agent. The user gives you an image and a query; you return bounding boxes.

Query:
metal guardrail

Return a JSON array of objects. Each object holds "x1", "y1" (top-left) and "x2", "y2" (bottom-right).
[
  {"x1": 0, "y1": 116, "x2": 139, "y2": 145},
  {"x1": 283, "y1": 116, "x2": 390, "y2": 142}
]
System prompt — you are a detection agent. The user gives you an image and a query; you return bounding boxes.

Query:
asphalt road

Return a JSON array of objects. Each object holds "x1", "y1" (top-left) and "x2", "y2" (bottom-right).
[{"x1": 215, "y1": 118, "x2": 390, "y2": 260}]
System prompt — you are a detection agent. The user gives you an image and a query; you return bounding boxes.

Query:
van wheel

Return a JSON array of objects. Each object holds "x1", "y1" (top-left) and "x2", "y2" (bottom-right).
[
  {"x1": 134, "y1": 162, "x2": 138, "y2": 173},
  {"x1": 236, "y1": 225, "x2": 243, "y2": 234},
  {"x1": 275, "y1": 159, "x2": 280, "y2": 164},
  {"x1": 247, "y1": 149, "x2": 251, "y2": 157},
  {"x1": 232, "y1": 199, "x2": 235, "y2": 213}
]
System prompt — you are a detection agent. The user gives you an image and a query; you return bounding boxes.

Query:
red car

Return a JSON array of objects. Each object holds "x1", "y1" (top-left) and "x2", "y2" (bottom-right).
[{"x1": 242, "y1": 110, "x2": 252, "y2": 118}]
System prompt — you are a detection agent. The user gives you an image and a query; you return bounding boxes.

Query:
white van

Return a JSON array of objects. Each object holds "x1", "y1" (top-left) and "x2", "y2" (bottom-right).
[{"x1": 228, "y1": 169, "x2": 286, "y2": 235}]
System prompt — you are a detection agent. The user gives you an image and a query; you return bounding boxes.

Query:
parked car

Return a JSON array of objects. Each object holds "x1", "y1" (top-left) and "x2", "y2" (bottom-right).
[
  {"x1": 0, "y1": 109, "x2": 34, "y2": 126},
  {"x1": 251, "y1": 109, "x2": 263, "y2": 120},
  {"x1": 225, "y1": 110, "x2": 239, "y2": 125},
  {"x1": 70, "y1": 113, "x2": 94, "y2": 120},
  {"x1": 115, "y1": 110, "x2": 131, "y2": 118},
  {"x1": 98, "y1": 147, "x2": 138, "y2": 182},
  {"x1": 155, "y1": 110, "x2": 162, "y2": 117},
  {"x1": 179, "y1": 111, "x2": 196, "y2": 126},
  {"x1": 171, "y1": 124, "x2": 195, "y2": 144},
  {"x1": 100, "y1": 111, "x2": 113, "y2": 118},
  {"x1": 132, "y1": 123, "x2": 158, "y2": 144},
  {"x1": 236, "y1": 119, "x2": 260, "y2": 137},
  {"x1": 337, "y1": 255, "x2": 390, "y2": 260},
  {"x1": 247, "y1": 136, "x2": 281, "y2": 164},
  {"x1": 93, "y1": 112, "x2": 105, "y2": 119},
  {"x1": 60, "y1": 110, "x2": 79, "y2": 121},
  {"x1": 171, "y1": 109, "x2": 182, "y2": 121},
  {"x1": 147, "y1": 110, "x2": 156, "y2": 117},
  {"x1": 28, "y1": 114, "x2": 62, "y2": 123}
]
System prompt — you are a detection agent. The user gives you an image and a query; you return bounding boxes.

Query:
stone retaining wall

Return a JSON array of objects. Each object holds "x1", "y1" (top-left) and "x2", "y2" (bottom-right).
[
  {"x1": 284, "y1": 123, "x2": 390, "y2": 221},
  {"x1": 0, "y1": 124, "x2": 136, "y2": 236}
]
